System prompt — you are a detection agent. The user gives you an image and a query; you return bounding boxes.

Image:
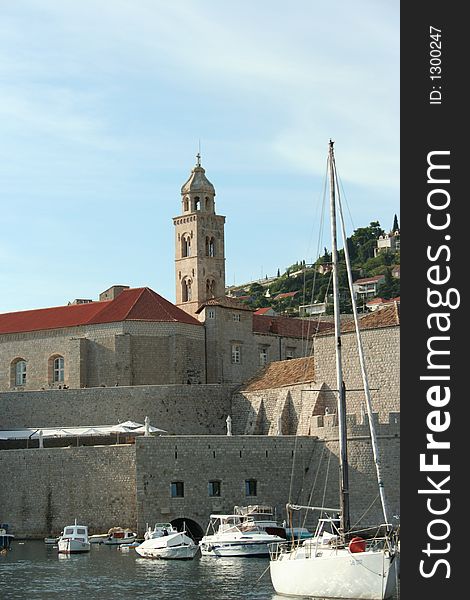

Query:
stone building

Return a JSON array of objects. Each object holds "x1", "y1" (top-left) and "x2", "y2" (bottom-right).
[
  {"x1": 0, "y1": 157, "x2": 326, "y2": 390},
  {"x1": 0, "y1": 157, "x2": 400, "y2": 538}
]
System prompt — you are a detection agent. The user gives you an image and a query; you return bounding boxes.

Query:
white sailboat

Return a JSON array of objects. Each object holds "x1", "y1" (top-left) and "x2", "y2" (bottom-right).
[{"x1": 269, "y1": 141, "x2": 399, "y2": 600}]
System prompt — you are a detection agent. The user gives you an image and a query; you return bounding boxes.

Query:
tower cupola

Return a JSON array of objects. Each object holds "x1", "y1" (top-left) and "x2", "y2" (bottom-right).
[{"x1": 180, "y1": 153, "x2": 216, "y2": 214}]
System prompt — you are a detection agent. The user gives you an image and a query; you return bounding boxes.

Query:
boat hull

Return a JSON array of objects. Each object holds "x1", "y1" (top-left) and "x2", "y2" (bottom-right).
[
  {"x1": 103, "y1": 535, "x2": 137, "y2": 545},
  {"x1": 270, "y1": 548, "x2": 398, "y2": 600},
  {"x1": 57, "y1": 539, "x2": 90, "y2": 554},
  {"x1": 136, "y1": 544, "x2": 199, "y2": 560},
  {"x1": 200, "y1": 540, "x2": 272, "y2": 557}
]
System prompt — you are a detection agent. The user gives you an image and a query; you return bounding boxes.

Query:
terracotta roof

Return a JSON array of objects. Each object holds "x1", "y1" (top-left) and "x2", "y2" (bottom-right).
[
  {"x1": 0, "y1": 287, "x2": 201, "y2": 335},
  {"x1": 319, "y1": 302, "x2": 400, "y2": 336},
  {"x1": 195, "y1": 296, "x2": 254, "y2": 314},
  {"x1": 253, "y1": 314, "x2": 333, "y2": 338},
  {"x1": 242, "y1": 356, "x2": 315, "y2": 391},
  {"x1": 253, "y1": 307, "x2": 275, "y2": 315},
  {"x1": 274, "y1": 291, "x2": 299, "y2": 300}
]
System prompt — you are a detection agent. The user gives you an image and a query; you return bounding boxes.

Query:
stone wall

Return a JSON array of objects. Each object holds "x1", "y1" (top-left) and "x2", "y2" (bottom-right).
[
  {"x1": 0, "y1": 445, "x2": 136, "y2": 537},
  {"x1": 0, "y1": 433, "x2": 399, "y2": 537},
  {"x1": 135, "y1": 433, "x2": 400, "y2": 536},
  {"x1": 0, "y1": 321, "x2": 206, "y2": 391},
  {"x1": 203, "y1": 305, "x2": 307, "y2": 385},
  {"x1": 313, "y1": 326, "x2": 400, "y2": 420},
  {"x1": 0, "y1": 384, "x2": 236, "y2": 434},
  {"x1": 231, "y1": 326, "x2": 400, "y2": 435}
]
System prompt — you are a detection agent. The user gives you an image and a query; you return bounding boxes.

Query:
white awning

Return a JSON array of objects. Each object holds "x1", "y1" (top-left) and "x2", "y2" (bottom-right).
[{"x1": 0, "y1": 421, "x2": 166, "y2": 440}]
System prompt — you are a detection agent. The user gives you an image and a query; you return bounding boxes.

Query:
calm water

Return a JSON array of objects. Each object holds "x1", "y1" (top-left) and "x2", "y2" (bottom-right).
[{"x1": 0, "y1": 541, "x2": 279, "y2": 600}]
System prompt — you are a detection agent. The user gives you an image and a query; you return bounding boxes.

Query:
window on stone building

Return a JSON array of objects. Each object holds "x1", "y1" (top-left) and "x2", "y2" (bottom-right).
[
  {"x1": 14, "y1": 359, "x2": 27, "y2": 386},
  {"x1": 232, "y1": 313, "x2": 241, "y2": 322},
  {"x1": 206, "y1": 236, "x2": 216, "y2": 257},
  {"x1": 245, "y1": 479, "x2": 257, "y2": 497},
  {"x1": 286, "y1": 347, "x2": 296, "y2": 360},
  {"x1": 53, "y1": 356, "x2": 65, "y2": 383},
  {"x1": 259, "y1": 347, "x2": 268, "y2": 366},
  {"x1": 184, "y1": 196, "x2": 189, "y2": 212},
  {"x1": 231, "y1": 343, "x2": 241, "y2": 364},
  {"x1": 181, "y1": 235, "x2": 191, "y2": 258},
  {"x1": 194, "y1": 196, "x2": 200, "y2": 211},
  {"x1": 170, "y1": 481, "x2": 184, "y2": 498},
  {"x1": 182, "y1": 279, "x2": 192, "y2": 302},
  {"x1": 208, "y1": 480, "x2": 221, "y2": 497},
  {"x1": 207, "y1": 309, "x2": 215, "y2": 319}
]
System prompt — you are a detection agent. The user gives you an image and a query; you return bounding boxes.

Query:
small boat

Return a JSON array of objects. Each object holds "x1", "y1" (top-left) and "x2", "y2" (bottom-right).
[
  {"x1": 102, "y1": 527, "x2": 138, "y2": 545},
  {"x1": 135, "y1": 530, "x2": 199, "y2": 560},
  {"x1": 144, "y1": 522, "x2": 178, "y2": 541},
  {"x1": 0, "y1": 523, "x2": 14, "y2": 550},
  {"x1": 57, "y1": 521, "x2": 90, "y2": 554},
  {"x1": 44, "y1": 536, "x2": 60, "y2": 544},
  {"x1": 89, "y1": 533, "x2": 109, "y2": 544},
  {"x1": 200, "y1": 513, "x2": 285, "y2": 557}
]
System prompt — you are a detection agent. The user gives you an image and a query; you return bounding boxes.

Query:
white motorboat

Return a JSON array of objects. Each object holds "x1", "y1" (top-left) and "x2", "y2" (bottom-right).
[
  {"x1": 143, "y1": 522, "x2": 178, "y2": 541},
  {"x1": 135, "y1": 530, "x2": 199, "y2": 560},
  {"x1": 200, "y1": 513, "x2": 285, "y2": 557},
  {"x1": 269, "y1": 141, "x2": 399, "y2": 599},
  {"x1": 103, "y1": 527, "x2": 137, "y2": 545},
  {"x1": 57, "y1": 521, "x2": 90, "y2": 554}
]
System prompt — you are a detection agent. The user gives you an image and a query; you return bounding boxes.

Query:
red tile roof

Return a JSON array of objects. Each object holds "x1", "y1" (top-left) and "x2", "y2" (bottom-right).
[
  {"x1": 253, "y1": 314, "x2": 333, "y2": 338},
  {"x1": 0, "y1": 287, "x2": 201, "y2": 334},
  {"x1": 274, "y1": 291, "x2": 299, "y2": 300},
  {"x1": 195, "y1": 296, "x2": 254, "y2": 313},
  {"x1": 318, "y1": 302, "x2": 400, "y2": 336},
  {"x1": 253, "y1": 307, "x2": 275, "y2": 315},
  {"x1": 242, "y1": 356, "x2": 315, "y2": 391}
]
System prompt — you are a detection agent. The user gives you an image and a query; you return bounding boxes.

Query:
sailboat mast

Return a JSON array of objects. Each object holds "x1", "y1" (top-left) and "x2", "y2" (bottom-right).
[{"x1": 328, "y1": 140, "x2": 350, "y2": 536}]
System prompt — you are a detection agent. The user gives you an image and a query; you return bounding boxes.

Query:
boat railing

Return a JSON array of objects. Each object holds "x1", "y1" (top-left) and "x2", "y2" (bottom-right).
[{"x1": 269, "y1": 532, "x2": 397, "y2": 561}]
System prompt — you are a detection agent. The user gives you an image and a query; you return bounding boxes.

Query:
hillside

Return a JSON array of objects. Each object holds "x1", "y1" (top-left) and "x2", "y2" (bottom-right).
[{"x1": 226, "y1": 220, "x2": 400, "y2": 316}]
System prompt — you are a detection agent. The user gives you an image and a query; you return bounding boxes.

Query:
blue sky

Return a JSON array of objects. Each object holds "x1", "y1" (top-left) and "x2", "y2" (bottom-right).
[{"x1": 0, "y1": 0, "x2": 399, "y2": 313}]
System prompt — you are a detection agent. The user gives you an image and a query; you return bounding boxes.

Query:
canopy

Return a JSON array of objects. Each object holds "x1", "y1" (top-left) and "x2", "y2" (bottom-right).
[{"x1": 0, "y1": 420, "x2": 166, "y2": 440}]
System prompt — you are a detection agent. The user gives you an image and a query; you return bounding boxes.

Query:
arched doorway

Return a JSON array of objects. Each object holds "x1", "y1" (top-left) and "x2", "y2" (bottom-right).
[{"x1": 171, "y1": 517, "x2": 204, "y2": 542}]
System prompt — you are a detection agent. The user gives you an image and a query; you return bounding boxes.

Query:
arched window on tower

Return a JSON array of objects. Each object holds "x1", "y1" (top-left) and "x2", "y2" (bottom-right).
[
  {"x1": 205, "y1": 196, "x2": 211, "y2": 211},
  {"x1": 194, "y1": 196, "x2": 200, "y2": 211},
  {"x1": 184, "y1": 196, "x2": 189, "y2": 212},
  {"x1": 182, "y1": 279, "x2": 192, "y2": 302},
  {"x1": 181, "y1": 235, "x2": 191, "y2": 257},
  {"x1": 205, "y1": 236, "x2": 216, "y2": 257},
  {"x1": 206, "y1": 279, "x2": 216, "y2": 298}
]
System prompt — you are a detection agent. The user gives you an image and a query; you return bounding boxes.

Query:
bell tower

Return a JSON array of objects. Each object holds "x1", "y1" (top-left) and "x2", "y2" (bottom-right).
[{"x1": 173, "y1": 154, "x2": 226, "y2": 318}]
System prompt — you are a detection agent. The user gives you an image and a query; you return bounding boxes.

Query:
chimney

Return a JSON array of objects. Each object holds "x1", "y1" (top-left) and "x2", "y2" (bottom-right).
[{"x1": 99, "y1": 285, "x2": 130, "y2": 302}]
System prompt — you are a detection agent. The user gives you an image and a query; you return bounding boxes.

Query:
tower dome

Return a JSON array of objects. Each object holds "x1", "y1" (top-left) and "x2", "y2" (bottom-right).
[{"x1": 181, "y1": 153, "x2": 216, "y2": 195}]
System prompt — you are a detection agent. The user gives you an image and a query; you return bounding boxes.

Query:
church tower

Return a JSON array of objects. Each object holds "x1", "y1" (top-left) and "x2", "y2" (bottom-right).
[{"x1": 173, "y1": 154, "x2": 226, "y2": 318}]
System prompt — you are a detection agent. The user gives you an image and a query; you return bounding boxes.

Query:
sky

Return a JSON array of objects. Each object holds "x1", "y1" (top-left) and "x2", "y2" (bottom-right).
[{"x1": 0, "y1": 0, "x2": 399, "y2": 313}]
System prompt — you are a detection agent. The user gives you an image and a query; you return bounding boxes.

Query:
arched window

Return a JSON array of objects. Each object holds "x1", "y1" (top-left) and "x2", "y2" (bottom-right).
[
  {"x1": 13, "y1": 359, "x2": 27, "y2": 386},
  {"x1": 53, "y1": 356, "x2": 65, "y2": 383},
  {"x1": 206, "y1": 279, "x2": 215, "y2": 298},
  {"x1": 206, "y1": 236, "x2": 216, "y2": 257},
  {"x1": 181, "y1": 235, "x2": 191, "y2": 257},
  {"x1": 184, "y1": 196, "x2": 189, "y2": 212},
  {"x1": 205, "y1": 196, "x2": 211, "y2": 210},
  {"x1": 194, "y1": 196, "x2": 200, "y2": 211},
  {"x1": 182, "y1": 278, "x2": 192, "y2": 302}
]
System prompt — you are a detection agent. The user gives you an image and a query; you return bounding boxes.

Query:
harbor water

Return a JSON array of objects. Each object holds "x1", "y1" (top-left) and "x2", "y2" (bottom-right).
[
  {"x1": 1, "y1": 541, "x2": 400, "y2": 599},
  {"x1": 1, "y1": 541, "x2": 276, "y2": 599}
]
